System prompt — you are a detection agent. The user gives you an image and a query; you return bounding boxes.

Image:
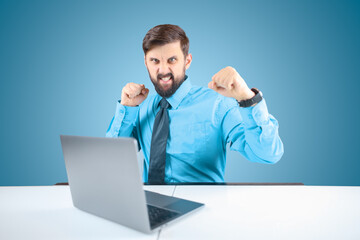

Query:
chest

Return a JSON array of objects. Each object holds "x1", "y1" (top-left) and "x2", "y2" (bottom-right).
[{"x1": 139, "y1": 102, "x2": 219, "y2": 151}]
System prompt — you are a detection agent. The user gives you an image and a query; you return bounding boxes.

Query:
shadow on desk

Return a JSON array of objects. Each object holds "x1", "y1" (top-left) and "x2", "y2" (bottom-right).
[{"x1": 55, "y1": 182, "x2": 304, "y2": 186}]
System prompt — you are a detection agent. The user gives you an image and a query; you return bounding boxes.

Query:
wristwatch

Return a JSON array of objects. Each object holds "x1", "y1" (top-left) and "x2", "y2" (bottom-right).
[{"x1": 238, "y1": 88, "x2": 263, "y2": 108}]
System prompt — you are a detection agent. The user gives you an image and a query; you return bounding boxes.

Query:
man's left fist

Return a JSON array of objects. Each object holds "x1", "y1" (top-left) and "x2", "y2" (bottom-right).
[{"x1": 208, "y1": 66, "x2": 255, "y2": 101}]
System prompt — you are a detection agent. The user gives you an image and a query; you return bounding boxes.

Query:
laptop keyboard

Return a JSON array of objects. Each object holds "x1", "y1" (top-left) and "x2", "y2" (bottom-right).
[{"x1": 147, "y1": 204, "x2": 180, "y2": 229}]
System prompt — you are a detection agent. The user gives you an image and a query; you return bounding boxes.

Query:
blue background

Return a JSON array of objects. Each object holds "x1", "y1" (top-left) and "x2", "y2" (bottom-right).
[{"x1": 1, "y1": 0, "x2": 359, "y2": 186}]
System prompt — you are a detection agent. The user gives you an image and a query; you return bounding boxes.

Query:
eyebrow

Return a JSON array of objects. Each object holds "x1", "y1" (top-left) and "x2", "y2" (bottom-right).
[{"x1": 149, "y1": 56, "x2": 178, "y2": 61}]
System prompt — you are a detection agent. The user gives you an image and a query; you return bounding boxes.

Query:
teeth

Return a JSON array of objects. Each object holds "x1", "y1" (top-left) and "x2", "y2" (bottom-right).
[{"x1": 161, "y1": 76, "x2": 171, "y2": 81}]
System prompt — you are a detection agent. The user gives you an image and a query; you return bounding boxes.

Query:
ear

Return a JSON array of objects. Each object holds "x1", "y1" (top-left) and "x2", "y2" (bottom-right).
[
  {"x1": 185, "y1": 53, "x2": 192, "y2": 70},
  {"x1": 144, "y1": 55, "x2": 147, "y2": 67}
]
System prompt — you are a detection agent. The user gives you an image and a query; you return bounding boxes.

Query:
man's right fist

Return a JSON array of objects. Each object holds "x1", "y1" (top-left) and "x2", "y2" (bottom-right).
[{"x1": 121, "y1": 83, "x2": 149, "y2": 107}]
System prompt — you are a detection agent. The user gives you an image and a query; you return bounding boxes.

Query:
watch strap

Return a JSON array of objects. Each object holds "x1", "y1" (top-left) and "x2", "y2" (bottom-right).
[{"x1": 238, "y1": 88, "x2": 263, "y2": 108}]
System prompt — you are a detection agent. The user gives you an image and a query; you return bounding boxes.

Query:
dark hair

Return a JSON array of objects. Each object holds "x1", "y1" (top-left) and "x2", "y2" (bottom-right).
[{"x1": 142, "y1": 24, "x2": 189, "y2": 58}]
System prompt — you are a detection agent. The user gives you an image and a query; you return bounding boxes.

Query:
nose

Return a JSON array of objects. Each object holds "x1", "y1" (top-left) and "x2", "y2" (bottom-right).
[{"x1": 158, "y1": 62, "x2": 171, "y2": 75}]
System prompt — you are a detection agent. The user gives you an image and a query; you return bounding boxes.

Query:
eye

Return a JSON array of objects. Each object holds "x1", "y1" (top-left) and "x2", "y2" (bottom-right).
[
  {"x1": 169, "y1": 57, "x2": 176, "y2": 63},
  {"x1": 151, "y1": 58, "x2": 159, "y2": 63}
]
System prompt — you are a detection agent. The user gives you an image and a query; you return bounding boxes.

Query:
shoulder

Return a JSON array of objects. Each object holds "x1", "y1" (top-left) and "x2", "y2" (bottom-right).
[
  {"x1": 139, "y1": 94, "x2": 158, "y2": 109},
  {"x1": 189, "y1": 85, "x2": 238, "y2": 109},
  {"x1": 188, "y1": 85, "x2": 217, "y2": 101}
]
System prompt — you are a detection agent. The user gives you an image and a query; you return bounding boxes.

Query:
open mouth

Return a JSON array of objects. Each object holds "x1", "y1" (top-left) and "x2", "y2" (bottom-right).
[
  {"x1": 158, "y1": 75, "x2": 173, "y2": 86},
  {"x1": 160, "y1": 76, "x2": 172, "y2": 82}
]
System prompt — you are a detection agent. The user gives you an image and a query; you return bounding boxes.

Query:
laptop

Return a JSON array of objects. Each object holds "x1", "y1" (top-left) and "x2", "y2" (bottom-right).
[{"x1": 60, "y1": 135, "x2": 204, "y2": 234}]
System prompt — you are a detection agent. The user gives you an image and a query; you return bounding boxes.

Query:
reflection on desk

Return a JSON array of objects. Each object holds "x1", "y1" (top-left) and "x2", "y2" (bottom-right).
[{"x1": 0, "y1": 185, "x2": 359, "y2": 240}]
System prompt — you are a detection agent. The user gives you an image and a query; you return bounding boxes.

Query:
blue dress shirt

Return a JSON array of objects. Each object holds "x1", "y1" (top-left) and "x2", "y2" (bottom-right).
[{"x1": 106, "y1": 77, "x2": 284, "y2": 183}]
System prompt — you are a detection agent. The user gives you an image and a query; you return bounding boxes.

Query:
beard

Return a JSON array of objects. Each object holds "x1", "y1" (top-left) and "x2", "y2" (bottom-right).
[{"x1": 148, "y1": 67, "x2": 187, "y2": 98}]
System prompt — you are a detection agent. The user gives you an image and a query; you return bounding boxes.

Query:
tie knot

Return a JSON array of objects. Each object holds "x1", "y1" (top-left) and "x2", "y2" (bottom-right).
[{"x1": 160, "y1": 98, "x2": 170, "y2": 109}]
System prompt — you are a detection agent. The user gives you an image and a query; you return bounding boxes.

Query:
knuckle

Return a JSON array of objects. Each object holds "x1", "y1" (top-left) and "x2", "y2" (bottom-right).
[{"x1": 122, "y1": 87, "x2": 129, "y2": 94}]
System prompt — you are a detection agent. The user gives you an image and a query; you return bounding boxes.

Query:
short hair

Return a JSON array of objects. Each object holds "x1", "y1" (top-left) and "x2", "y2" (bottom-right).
[{"x1": 142, "y1": 24, "x2": 189, "y2": 58}]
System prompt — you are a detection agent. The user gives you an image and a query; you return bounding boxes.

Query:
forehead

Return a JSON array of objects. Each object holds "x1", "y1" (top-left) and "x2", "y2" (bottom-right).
[{"x1": 146, "y1": 41, "x2": 182, "y2": 58}]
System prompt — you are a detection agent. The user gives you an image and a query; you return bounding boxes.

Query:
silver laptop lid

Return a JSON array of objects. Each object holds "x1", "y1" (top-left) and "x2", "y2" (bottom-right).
[{"x1": 60, "y1": 135, "x2": 151, "y2": 233}]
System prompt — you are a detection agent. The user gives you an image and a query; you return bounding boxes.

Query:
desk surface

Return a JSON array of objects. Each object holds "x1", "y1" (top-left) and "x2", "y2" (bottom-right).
[{"x1": 0, "y1": 185, "x2": 359, "y2": 240}]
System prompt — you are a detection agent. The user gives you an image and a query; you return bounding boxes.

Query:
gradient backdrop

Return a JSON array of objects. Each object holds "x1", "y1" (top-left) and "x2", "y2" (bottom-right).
[{"x1": 1, "y1": 0, "x2": 359, "y2": 186}]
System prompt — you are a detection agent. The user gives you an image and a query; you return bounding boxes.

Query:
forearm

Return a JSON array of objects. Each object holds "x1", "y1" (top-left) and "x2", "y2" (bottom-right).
[
  {"x1": 106, "y1": 101, "x2": 139, "y2": 138},
  {"x1": 231, "y1": 116, "x2": 284, "y2": 164},
  {"x1": 225, "y1": 99, "x2": 284, "y2": 164}
]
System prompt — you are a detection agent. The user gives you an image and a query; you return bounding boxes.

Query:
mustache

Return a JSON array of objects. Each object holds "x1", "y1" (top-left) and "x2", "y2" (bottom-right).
[{"x1": 157, "y1": 73, "x2": 174, "y2": 80}]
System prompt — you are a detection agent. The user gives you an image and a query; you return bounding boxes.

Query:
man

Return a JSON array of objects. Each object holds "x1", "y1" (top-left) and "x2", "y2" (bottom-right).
[{"x1": 106, "y1": 24, "x2": 284, "y2": 184}]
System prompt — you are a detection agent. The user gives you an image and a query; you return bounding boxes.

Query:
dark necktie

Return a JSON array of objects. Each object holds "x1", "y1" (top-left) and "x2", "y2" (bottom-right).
[{"x1": 148, "y1": 98, "x2": 170, "y2": 184}]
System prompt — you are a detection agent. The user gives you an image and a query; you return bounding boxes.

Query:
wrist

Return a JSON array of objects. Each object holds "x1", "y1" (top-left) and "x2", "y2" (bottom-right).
[
  {"x1": 118, "y1": 99, "x2": 139, "y2": 107},
  {"x1": 235, "y1": 89, "x2": 255, "y2": 102},
  {"x1": 237, "y1": 88, "x2": 263, "y2": 108}
]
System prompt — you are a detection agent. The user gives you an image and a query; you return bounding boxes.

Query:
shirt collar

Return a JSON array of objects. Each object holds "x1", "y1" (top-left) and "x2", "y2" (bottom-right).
[
  {"x1": 155, "y1": 75, "x2": 192, "y2": 110},
  {"x1": 166, "y1": 75, "x2": 192, "y2": 109}
]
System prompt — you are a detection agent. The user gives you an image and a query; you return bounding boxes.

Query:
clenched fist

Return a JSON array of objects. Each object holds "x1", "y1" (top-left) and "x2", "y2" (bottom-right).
[
  {"x1": 208, "y1": 66, "x2": 255, "y2": 102},
  {"x1": 121, "y1": 83, "x2": 149, "y2": 107}
]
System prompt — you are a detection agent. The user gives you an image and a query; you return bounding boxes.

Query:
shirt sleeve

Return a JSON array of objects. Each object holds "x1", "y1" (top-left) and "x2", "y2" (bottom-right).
[
  {"x1": 221, "y1": 97, "x2": 284, "y2": 164},
  {"x1": 105, "y1": 101, "x2": 140, "y2": 138}
]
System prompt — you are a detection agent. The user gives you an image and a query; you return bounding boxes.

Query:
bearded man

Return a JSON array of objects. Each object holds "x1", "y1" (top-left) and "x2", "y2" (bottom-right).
[{"x1": 106, "y1": 24, "x2": 284, "y2": 184}]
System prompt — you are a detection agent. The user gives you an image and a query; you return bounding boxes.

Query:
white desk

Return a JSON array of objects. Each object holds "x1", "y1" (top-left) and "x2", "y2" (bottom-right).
[
  {"x1": 163, "y1": 186, "x2": 360, "y2": 239},
  {"x1": 0, "y1": 185, "x2": 359, "y2": 240},
  {"x1": 0, "y1": 185, "x2": 174, "y2": 240}
]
